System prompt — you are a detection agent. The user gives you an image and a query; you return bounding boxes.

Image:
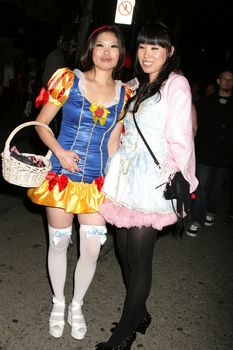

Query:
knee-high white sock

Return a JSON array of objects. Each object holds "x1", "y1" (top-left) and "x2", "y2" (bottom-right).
[
  {"x1": 48, "y1": 225, "x2": 72, "y2": 301},
  {"x1": 73, "y1": 225, "x2": 106, "y2": 303}
]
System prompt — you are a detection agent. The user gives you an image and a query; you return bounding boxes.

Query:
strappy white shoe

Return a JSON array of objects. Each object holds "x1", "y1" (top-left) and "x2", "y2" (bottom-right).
[
  {"x1": 49, "y1": 296, "x2": 65, "y2": 338},
  {"x1": 67, "y1": 300, "x2": 87, "y2": 340}
]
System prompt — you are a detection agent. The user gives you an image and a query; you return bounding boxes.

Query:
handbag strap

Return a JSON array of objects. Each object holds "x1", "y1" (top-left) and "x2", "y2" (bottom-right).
[{"x1": 132, "y1": 112, "x2": 161, "y2": 169}]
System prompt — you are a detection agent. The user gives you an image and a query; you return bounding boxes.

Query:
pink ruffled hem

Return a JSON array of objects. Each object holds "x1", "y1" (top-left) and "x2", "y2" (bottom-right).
[{"x1": 100, "y1": 199, "x2": 177, "y2": 231}]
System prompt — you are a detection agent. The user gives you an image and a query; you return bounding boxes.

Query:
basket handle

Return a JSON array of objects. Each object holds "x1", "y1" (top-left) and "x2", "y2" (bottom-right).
[{"x1": 3, "y1": 121, "x2": 54, "y2": 159}]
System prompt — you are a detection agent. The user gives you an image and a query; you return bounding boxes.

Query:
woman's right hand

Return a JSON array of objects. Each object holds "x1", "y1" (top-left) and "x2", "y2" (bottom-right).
[{"x1": 56, "y1": 149, "x2": 80, "y2": 173}]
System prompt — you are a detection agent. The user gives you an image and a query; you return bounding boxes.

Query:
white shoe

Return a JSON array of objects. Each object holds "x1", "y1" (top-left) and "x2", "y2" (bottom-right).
[
  {"x1": 68, "y1": 300, "x2": 87, "y2": 340},
  {"x1": 186, "y1": 224, "x2": 199, "y2": 237},
  {"x1": 49, "y1": 296, "x2": 65, "y2": 338},
  {"x1": 205, "y1": 215, "x2": 215, "y2": 226}
]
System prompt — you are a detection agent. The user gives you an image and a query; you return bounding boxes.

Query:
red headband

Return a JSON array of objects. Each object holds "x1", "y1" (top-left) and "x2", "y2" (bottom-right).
[{"x1": 90, "y1": 25, "x2": 112, "y2": 37}]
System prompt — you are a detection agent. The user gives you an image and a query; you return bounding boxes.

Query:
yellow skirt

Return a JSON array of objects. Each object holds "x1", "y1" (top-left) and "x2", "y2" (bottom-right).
[{"x1": 27, "y1": 173, "x2": 105, "y2": 214}]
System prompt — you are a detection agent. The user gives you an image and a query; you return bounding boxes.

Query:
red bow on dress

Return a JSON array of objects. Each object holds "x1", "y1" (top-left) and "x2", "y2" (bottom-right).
[
  {"x1": 46, "y1": 172, "x2": 68, "y2": 192},
  {"x1": 93, "y1": 176, "x2": 105, "y2": 191}
]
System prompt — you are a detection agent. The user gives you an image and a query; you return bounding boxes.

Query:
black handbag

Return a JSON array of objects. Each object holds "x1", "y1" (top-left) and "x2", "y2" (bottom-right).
[{"x1": 132, "y1": 112, "x2": 191, "y2": 227}]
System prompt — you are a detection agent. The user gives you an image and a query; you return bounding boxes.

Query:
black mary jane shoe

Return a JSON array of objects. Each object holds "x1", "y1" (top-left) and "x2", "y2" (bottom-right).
[
  {"x1": 95, "y1": 330, "x2": 136, "y2": 350},
  {"x1": 111, "y1": 313, "x2": 152, "y2": 335}
]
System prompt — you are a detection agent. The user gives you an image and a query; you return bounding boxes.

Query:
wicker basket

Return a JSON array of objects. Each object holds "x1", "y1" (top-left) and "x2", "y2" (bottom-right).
[{"x1": 1, "y1": 121, "x2": 54, "y2": 188}]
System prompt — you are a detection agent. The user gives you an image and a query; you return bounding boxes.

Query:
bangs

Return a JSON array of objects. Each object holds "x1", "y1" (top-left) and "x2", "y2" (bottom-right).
[
  {"x1": 137, "y1": 35, "x2": 167, "y2": 48},
  {"x1": 137, "y1": 23, "x2": 172, "y2": 49}
]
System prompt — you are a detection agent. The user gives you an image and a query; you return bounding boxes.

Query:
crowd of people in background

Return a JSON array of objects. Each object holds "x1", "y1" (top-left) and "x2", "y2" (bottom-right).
[
  {"x1": 187, "y1": 70, "x2": 233, "y2": 236},
  {"x1": 0, "y1": 35, "x2": 77, "y2": 120},
  {"x1": 0, "y1": 55, "x2": 42, "y2": 116}
]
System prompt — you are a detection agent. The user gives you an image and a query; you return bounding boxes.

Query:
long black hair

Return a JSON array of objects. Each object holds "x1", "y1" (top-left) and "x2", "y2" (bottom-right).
[
  {"x1": 129, "y1": 22, "x2": 176, "y2": 114},
  {"x1": 80, "y1": 25, "x2": 126, "y2": 79}
]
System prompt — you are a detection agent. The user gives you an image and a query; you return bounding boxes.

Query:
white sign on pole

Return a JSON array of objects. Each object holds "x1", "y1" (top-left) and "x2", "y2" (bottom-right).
[{"x1": 114, "y1": 0, "x2": 136, "y2": 25}]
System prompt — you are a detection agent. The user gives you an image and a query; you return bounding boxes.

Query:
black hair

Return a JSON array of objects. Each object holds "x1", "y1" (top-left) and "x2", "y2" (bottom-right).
[
  {"x1": 130, "y1": 22, "x2": 176, "y2": 114},
  {"x1": 80, "y1": 25, "x2": 126, "y2": 79}
]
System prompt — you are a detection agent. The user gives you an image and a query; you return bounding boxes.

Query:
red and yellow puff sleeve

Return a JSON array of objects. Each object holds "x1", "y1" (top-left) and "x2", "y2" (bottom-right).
[
  {"x1": 118, "y1": 86, "x2": 133, "y2": 122},
  {"x1": 35, "y1": 68, "x2": 74, "y2": 108}
]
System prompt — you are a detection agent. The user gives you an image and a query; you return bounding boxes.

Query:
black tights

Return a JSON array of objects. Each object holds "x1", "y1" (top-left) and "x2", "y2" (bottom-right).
[{"x1": 108, "y1": 226, "x2": 158, "y2": 346}]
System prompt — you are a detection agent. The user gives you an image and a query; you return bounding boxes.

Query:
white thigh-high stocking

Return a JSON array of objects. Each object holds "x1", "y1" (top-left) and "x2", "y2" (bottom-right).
[
  {"x1": 48, "y1": 224, "x2": 72, "y2": 301},
  {"x1": 68, "y1": 224, "x2": 106, "y2": 339},
  {"x1": 48, "y1": 225, "x2": 72, "y2": 338},
  {"x1": 73, "y1": 224, "x2": 106, "y2": 303}
]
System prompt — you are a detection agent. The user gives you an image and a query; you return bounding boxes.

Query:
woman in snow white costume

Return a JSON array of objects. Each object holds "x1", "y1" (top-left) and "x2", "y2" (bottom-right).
[{"x1": 27, "y1": 26, "x2": 131, "y2": 340}]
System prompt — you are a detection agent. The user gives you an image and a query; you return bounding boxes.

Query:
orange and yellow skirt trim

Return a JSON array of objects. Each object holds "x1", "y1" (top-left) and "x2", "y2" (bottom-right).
[{"x1": 27, "y1": 172, "x2": 105, "y2": 214}]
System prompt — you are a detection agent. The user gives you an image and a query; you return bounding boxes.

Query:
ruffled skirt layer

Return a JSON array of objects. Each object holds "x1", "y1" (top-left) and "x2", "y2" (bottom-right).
[
  {"x1": 100, "y1": 199, "x2": 177, "y2": 230},
  {"x1": 27, "y1": 174, "x2": 105, "y2": 214}
]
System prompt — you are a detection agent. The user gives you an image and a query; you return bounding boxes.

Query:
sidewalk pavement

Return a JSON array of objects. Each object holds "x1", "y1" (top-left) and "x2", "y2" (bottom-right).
[{"x1": 0, "y1": 188, "x2": 232, "y2": 350}]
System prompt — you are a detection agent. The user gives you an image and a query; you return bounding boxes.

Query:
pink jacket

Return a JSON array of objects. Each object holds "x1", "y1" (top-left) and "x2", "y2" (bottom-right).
[{"x1": 162, "y1": 73, "x2": 198, "y2": 193}]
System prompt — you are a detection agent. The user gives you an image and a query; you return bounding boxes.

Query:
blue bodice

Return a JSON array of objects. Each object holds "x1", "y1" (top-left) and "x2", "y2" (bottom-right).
[{"x1": 51, "y1": 74, "x2": 125, "y2": 183}]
